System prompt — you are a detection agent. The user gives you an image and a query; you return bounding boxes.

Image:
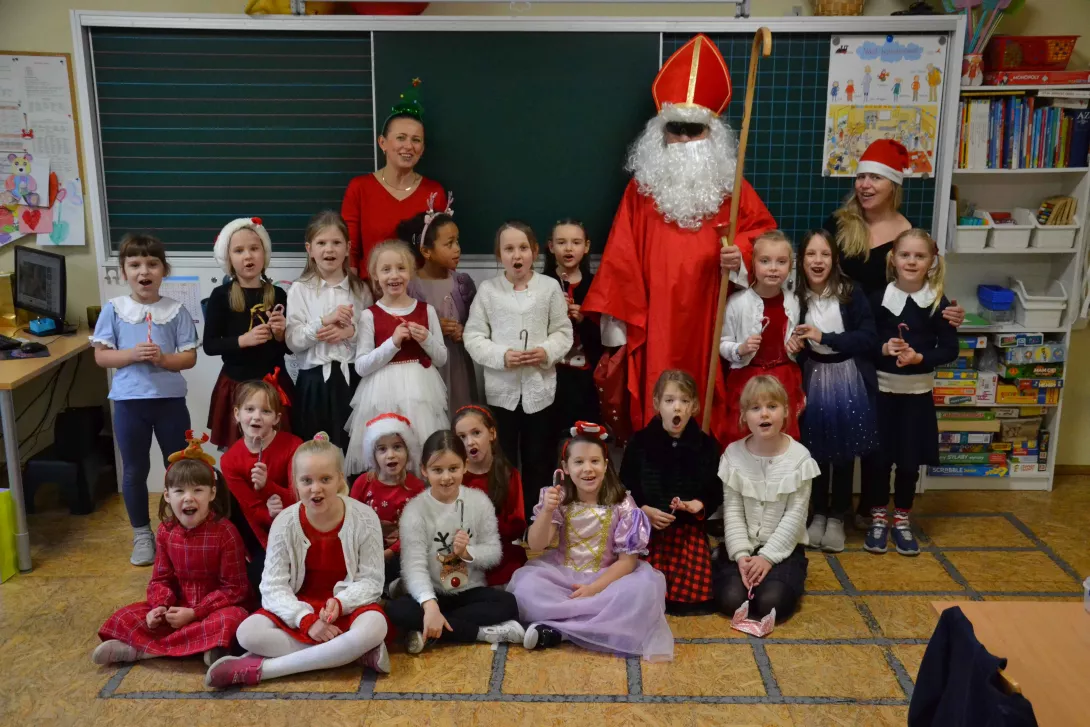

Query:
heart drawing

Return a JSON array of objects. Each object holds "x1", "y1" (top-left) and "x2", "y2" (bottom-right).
[{"x1": 21, "y1": 208, "x2": 41, "y2": 230}]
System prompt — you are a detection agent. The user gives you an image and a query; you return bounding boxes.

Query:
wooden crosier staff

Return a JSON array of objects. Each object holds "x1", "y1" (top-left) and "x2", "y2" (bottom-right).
[{"x1": 702, "y1": 27, "x2": 772, "y2": 432}]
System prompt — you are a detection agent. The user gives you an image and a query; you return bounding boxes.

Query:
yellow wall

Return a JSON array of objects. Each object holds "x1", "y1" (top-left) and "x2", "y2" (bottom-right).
[{"x1": 4, "y1": 0, "x2": 1090, "y2": 465}]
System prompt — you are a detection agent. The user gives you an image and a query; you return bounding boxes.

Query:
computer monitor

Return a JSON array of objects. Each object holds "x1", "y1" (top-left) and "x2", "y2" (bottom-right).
[{"x1": 14, "y1": 245, "x2": 72, "y2": 335}]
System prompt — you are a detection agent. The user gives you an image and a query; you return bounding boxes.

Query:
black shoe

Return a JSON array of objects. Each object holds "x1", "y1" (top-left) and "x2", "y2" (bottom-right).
[{"x1": 523, "y1": 624, "x2": 563, "y2": 650}]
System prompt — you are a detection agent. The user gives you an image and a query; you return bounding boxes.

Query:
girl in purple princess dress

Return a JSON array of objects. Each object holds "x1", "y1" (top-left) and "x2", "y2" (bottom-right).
[{"x1": 507, "y1": 422, "x2": 673, "y2": 662}]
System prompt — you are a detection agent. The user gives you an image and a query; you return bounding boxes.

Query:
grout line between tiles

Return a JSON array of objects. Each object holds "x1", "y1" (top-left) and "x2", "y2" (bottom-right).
[
  {"x1": 357, "y1": 668, "x2": 376, "y2": 698},
  {"x1": 883, "y1": 645, "x2": 917, "y2": 700},
  {"x1": 99, "y1": 664, "x2": 133, "y2": 698},
  {"x1": 929, "y1": 549, "x2": 984, "y2": 601},
  {"x1": 750, "y1": 642, "x2": 781, "y2": 699},
  {"x1": 625, "y1": 657, "x2": 643, "y2": 697},
  {"x1": 488, "y1": 644, "x2": 507, "y2": 696},
  {"x1": 1001, "y1": 512, "x2": 1086, "y2": 584}
]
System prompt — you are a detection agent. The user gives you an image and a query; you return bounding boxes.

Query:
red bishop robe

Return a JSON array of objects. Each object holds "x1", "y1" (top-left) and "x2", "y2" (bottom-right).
[{"x1": 583, "y1": 177, "x2": 776, "y2": 449}]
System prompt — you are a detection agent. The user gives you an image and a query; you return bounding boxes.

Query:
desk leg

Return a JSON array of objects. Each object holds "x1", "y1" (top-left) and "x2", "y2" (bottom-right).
[{"x1": 0, "y1": 389, "x2": 31, "y2": 572}]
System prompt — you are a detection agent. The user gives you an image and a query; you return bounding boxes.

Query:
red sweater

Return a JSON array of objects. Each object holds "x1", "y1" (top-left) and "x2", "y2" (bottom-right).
[
  {"x1": 220, "y1": 431, "x2": 302, "y2": 549},
  {"x1": 340, "y1": 173, "x2": 445, "y2": 273},
  {"x1": 463, "y1": 468, "x2": 527, "y2": 585},
  {"x1": 349, "y1": 471, "x2": 426, "y2": 554}
]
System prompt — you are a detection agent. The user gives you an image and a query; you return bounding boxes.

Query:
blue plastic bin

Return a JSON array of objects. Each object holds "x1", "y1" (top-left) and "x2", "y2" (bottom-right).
[{"x1": 977, "y1": 285, "x2": 1015, "y2": 311}]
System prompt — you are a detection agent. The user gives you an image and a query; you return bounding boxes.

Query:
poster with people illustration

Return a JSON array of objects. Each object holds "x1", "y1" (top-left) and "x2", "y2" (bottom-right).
[{"x1": 823, "y1": 34, "x2": 947, "y2": 177}]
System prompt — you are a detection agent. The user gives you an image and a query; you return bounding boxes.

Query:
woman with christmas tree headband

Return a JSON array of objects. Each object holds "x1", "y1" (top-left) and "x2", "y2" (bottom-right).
[{"x1": 341, "y1": 78, "x2": 447, "y2": 276}]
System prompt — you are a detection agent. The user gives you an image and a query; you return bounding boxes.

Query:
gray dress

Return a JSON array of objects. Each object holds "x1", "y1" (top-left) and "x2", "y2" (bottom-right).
[{"x1": 412, "y1": 274, "x2": 479, "y2": 413}]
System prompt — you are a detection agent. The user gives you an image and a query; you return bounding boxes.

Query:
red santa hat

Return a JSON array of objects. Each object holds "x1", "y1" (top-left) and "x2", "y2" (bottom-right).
[
  {"x1": 213, "y1": 217, "x2": 272, "y2": 276},
  {"x1": 856, "y1": 139, "x2": 911, "y2": 185},
  {"x1": 361, "y1": 412, "x2": 420, "y2": 473},
  {"x1": 652, "y1": 34, "x2": 732, "y2": 125}
]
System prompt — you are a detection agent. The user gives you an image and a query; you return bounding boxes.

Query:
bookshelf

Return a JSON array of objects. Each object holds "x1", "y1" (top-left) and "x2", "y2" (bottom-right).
[{"x1": 929, "y1": 83, "x2": 1090, "y2": 493}]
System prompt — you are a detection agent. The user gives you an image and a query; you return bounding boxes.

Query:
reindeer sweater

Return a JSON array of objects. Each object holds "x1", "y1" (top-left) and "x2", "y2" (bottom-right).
[{"x1": 399, "y1": 486, "x2": 502, "y2": 605}]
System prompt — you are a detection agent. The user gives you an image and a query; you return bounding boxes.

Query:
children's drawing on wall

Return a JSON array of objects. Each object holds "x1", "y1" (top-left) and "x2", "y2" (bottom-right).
[
  {"x1": 44, "y1": 177, "x2": 84, "y2": 246},
  {"x1": 2, "y1": 152, "x2": 48, "y2": 207},
  {"x1": 823, "y1": 34, "x2": 946, "y2": 177}
]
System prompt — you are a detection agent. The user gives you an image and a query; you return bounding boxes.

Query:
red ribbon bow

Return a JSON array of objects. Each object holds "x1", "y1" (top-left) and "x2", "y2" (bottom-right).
[
  {"x1": 262, "y1": 367, "x2": 291, "y2": 407},
  {"x1": 251, "y1": 216, "x2": 263, "y2": 226}
]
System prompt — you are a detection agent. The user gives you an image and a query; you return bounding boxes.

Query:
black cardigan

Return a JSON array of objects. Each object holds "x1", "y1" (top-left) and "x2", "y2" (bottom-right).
[
  {"x1": 798, "y1": 284, "x2": 879, "y2": 396},
  {"x1": 202, "y1": 283, "x2": 290, "y2": 382},
  {"x1": 870, "y1": 288, "x2": 959, "y2": 376}
]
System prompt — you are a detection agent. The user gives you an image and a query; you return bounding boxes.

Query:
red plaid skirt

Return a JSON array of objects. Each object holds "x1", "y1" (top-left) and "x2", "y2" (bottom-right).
[
  {"x1": 645, "y1": 522, "x2": 713, "y2": 604},
  {"x1": 99, "y1": 602, "x2": 248, "y2": 657}
]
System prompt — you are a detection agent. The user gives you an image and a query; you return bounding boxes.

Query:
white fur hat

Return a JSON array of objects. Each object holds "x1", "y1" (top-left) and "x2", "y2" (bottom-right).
[
  {"x1": 213, "y1": 217, "x2": 272, "y2": 275},
  {"x1": 362, "y1": 412, "x2": 420, "y2": 473}
]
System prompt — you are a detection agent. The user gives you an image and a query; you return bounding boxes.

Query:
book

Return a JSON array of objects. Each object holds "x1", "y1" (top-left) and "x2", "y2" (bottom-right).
[
  {"x1": 983, "y1": 70, "x2": 1090, "y2": 85},
  {"x1": 936, "y1": 409, "x2": 995, "y2": 420},
  {"x1": 939, "y1": 432, "x2": 993, "y2": 444},
  {"x1": 937, "y1": 419, "x2": 1002, "y2": 433}
]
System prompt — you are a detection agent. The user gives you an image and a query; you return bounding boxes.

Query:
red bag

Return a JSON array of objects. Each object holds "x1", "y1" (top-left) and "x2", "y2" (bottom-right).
[{"x1": 593, "y1": 347, "x2": 632, "y2": 445}]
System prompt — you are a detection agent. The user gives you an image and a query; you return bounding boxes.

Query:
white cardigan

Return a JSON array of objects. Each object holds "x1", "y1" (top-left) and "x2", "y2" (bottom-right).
[
  {"x1": 463, "y1": 272, "x2": 573, "y2": 414},
  {"x1": 718, "y1": 437, "x2": 818, "y2": 564},
  {"x1": 719, "y1": 287, "x2": 800, "y2": 368},
  {"x1": 260, "y1": 496, "x2": 384, "y2": 628}
]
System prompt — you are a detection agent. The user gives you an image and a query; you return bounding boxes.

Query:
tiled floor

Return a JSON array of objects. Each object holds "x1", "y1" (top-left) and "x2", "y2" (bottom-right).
[{"x1": 2, "y1": 480, "x2": 1087, "y2": 727}]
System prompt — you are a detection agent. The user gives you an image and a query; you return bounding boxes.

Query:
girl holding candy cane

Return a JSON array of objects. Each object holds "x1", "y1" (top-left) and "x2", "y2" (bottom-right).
[
  {"x1": 865, "y1": 229, "x2": 957, "y2": 556},
  {"x1": 719, "y1": 230, "x2": 805, "y2": 445},
  {"x1": 344, "y1": 240, "x2": 448, "y2": 475},
  {"x1": 206, "y1": 217, "x2": 294, "y2": 449}
]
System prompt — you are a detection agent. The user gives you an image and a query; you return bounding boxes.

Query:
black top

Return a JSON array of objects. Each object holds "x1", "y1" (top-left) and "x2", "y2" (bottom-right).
[
  {"x1": 798, "y1": 285, "x2": 879, "y2": 395},
  {"x1": 823, "y1": 214, "x2": 905, "y2": 297},
  {"x1": 203, "y1": 283, "x2": 290, "y2": 382},
  {"x1": 870, "y1": 289, "x2": 959, "y2": 377},
  {"x1": 569, "y1": 273, "x2": 603, "y2": 366},
  {"x1": 620, "y1": 417, "x2": 723, "y2": 524}
]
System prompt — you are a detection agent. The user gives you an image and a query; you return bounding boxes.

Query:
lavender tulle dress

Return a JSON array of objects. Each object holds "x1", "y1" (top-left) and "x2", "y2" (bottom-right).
[{"x1": 507, "y1": 489, "x2": 674, "y2": 662}]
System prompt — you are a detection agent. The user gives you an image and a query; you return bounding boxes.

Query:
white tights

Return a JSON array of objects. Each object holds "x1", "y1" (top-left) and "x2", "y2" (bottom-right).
[{"x1": 235, "y1": 612, "x2": 387, "y2": 681}]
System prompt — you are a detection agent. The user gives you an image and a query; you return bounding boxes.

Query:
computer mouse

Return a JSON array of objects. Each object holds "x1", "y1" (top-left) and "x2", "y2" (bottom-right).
[{"x1": 20, "y1": 342, "x2": 47, "y2": 355}]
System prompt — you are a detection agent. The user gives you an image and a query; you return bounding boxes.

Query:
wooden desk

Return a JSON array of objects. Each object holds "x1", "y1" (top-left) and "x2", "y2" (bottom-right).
[
  {"x1": 931, "y1": 601, "x2": 1090, "y2": 727},
  {"x1": 0, "y1": 327, "x2": 92, "y2": 572}
]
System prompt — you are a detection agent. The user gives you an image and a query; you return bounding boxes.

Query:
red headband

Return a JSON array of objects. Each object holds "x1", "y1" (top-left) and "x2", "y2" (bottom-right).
[
  {"x1": 366, "y1": 412, "x2": 413, "y2": 428},
  {"x1": 455, "y1": 404, "x2": 493, "y2": 422}
]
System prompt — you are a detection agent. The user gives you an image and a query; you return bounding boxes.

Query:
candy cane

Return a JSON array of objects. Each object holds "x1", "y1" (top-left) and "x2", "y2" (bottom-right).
[
  {"x1": 145, "y1": 312, "x2": 152, "y2": 343},
  {"x1": 898, "y1": 322, "x2": 910, "y2": 339},
  {"x1": 520, "y1": 329, "x2": 529, "y2": 351},
  {"x1": 760, "y1": 316, "x2": 771, "y2": 333}
]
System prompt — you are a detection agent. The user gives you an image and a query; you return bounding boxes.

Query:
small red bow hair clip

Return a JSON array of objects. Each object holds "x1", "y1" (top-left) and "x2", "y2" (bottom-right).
[
  {"x1": 166, "y1": 430, "x2": 216, "y2": 473},
  {"x1": 251, "y1": 217, "x2": 263, "y2": 226},
  {"x1": 262, "y1": 367, "x2": 291, "y2": 407},
  {"x1": 570, "y1": 421, "x2": 609, "y2": 442}
]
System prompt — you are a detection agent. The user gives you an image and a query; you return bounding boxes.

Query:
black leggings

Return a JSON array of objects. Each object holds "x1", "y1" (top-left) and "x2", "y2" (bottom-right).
[
  {"x1": 868, "y1": 460, "x2": 919, "y2": 512},
  {"x1": 810, "y1": 458, "x2": 854, "y2": 518},
  {"x1": 713, "y1": 546, "x2": 807, "y2": 622},
  {"x1": 493, "y1": 400, "x2": 556, "y2": 519},
  {"x1": 385, "y1": 587, "x2": 519, "y2": 643}
]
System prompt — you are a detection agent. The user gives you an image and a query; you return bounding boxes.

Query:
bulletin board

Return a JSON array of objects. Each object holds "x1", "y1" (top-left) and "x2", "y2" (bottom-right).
[{"x1": 0, "y1": 52, "x2": 86, "y2": 248}]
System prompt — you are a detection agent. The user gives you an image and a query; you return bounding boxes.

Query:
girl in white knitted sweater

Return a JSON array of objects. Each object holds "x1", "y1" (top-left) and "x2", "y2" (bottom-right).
[
  {"x1": 715, "y1": 376, "x2": 819, "y2": 623},
  {"x1": 386, "y1": 430, "x2": 524, "y2": 654},
  {"x1": 204, "y1": 433, "x2": 390, "y2": 689}
]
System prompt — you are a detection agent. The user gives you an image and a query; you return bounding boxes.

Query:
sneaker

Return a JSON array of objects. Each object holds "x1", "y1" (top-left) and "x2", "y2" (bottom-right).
[
  {"x1": 361, "y1": 643, "x2": 391, "y2": 674},
  {"x1": 478, "y1": 619, "x2": 525, "y2": 645},
  {"x1": 204, "y1": 654, "x2": 263, "y2": 689},
  {"x1": 853, "y1": 513, "x2": 871, "y2": 531},
  {"x1": 892, "y1": 520, "x2": 920, "y2": 556},
  {"x1": 203, "y1": 647, "x2": 228, "y2": 667},
  {"x1": 91, "y1": 639, "x2": 139, "y2": 665},
  {"x1": 386, "y1": 577, "x2": 405, "y2": 599},
  {"x1": 523, "y1": 624, "x2": 563, "y2": 650},
  {"x1": 130, "y1": 529, "x2": 156, "y2": 567},
  {"x1": 820, "y1": 518, "x2": 846, "y2": 553},
  {"x1": 806, "y1": 514, "x2": 827, "y2": 549},
  {"x1": 406, "y1": 630, "x2": 426, "y2": 655},
  {"x1": 864, "y1": 521, "x2": 889, "y2": 554}
]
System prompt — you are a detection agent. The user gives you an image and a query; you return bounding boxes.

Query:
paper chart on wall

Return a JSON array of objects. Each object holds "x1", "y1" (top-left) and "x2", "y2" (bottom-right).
[
  {"x1": 160, "y1": 276, "x2": 203, "y2": 326},
  {"x1": 822, "y1": 34, "x2": 947, "y2": 177}
]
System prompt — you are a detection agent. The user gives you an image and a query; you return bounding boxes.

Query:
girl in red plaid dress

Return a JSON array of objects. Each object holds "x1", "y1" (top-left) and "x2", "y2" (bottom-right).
[
  {"x1": 620, "y1": 370, "x2": 722, "y2": 614},
  {"x1": 93, "y1": 435, "x2": 250, "y2": 666}
]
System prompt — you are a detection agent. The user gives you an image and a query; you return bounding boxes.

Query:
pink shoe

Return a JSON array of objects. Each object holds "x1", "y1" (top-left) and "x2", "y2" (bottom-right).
[
  {"x1": 360, "y1": 643, "x2": 391, "y2": 674},
  {"x1": 204, "y1": 654, "x2": 263, "y2": 689}
]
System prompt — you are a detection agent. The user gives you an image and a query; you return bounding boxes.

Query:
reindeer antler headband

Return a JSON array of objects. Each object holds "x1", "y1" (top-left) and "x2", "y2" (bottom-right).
[{"x1": 417, "y1": 191, "x2": 454, "y2": 248}]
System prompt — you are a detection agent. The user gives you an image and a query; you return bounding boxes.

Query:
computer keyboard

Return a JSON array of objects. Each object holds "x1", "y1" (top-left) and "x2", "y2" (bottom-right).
[{"x1": 0, "y1": 334, "x2": 22, "y2": 351}]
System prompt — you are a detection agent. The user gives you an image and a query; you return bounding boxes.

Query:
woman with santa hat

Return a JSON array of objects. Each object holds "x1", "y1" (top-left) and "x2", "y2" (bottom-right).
[{"x1": 818, "y1": 139, "x2": 963, "y2": 538}]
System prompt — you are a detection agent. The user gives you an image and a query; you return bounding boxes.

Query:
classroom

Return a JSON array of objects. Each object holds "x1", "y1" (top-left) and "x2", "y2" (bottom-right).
[{"x1": 0, "y1": 1, "x2": 1089, "y2": 725}]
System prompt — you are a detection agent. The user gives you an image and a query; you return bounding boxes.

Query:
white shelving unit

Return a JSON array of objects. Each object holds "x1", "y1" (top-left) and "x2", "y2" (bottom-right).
[{"x1": 932, "y1": 85, "x2": 1090, "y2": 492}]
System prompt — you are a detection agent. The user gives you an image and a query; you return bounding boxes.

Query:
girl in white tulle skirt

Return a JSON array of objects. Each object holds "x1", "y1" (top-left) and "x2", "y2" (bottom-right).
[{"x1": 345, "y1": 241, "x2": 448, "y2": 475}]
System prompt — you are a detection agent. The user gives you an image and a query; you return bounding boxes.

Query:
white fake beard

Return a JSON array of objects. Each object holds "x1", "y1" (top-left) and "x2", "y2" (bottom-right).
[{"x1": 627, "y1": 117, "x2": 739, "y2": 230}]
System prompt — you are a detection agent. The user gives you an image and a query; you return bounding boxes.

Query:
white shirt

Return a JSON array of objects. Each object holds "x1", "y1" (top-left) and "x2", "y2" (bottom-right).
[
  {"x1": 464, "y1": 273, "x2": 574, "y2": 414},
  {"x1": 285, "y1": 276, "x2": 373, "y2": 382},
  {"x1": 804, "y1": 291, "x2": 845, "y2": 356},
  {"x1": 881, "y1": 283, "x2": 937, "y2": 316},
  {"x1": 718, "y1": 287, "x2": 800, "y2": 368},
  {"x1": 354, "y1": 299, "x2": 448, "y2": 377}
]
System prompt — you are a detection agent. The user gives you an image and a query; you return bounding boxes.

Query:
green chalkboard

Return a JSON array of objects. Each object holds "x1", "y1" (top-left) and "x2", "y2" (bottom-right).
[{"x1": 372, "y1": 31, "x2": 660, "y2": 254}]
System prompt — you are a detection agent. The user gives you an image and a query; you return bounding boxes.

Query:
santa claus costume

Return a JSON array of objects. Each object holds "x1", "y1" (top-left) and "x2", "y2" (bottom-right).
[{"x1": 583, "y1": 34, "x2": 777, "y2": 449}]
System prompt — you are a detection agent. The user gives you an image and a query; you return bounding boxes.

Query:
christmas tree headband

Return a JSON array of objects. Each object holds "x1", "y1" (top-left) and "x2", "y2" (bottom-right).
[{"x1": 383, "y1": 77, "x2": 425, "y2": 131}]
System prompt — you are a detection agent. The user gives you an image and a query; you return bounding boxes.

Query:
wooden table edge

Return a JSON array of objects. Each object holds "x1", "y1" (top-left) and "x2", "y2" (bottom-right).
[{"x1": 0, "y1": 328, "x2": 93, "y2": 390}]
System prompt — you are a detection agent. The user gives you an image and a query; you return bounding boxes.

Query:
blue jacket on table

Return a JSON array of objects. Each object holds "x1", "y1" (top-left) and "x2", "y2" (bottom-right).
[
  {"x1": 869, "y1": 288, "x2": 959, "y2": 377},
  {"x1": 797, "y1": 285, "x2": 879, "y2": 397}
]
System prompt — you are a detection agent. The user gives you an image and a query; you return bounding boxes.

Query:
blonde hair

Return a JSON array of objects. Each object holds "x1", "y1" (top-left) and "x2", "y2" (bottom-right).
[
  {"x1": 886, "y1": 228, "x2": 945, "y2": 312},
  {"x1": 298, "y1": 210, "x2": 368, "y2": 300},
  {"x1": 225, "y1": 224, "x2": 277, "y2": 313},
  {"x1": 833, "y1": 184, "x2": 905, "y2": 260},
  {"x1": 367, "y1": 240, "x2": 417, "y2": 294},
  {"x1": 652, "y1": 369, "x2": 699, "y2": 411},
  {"x1": 737, "y1": 375, "x2": 790, "y2": 428},
  {"x1": 751, "y1": 230, "x2": 795, "y2": 269},
  {"x1": 292, "y1": 433, "x2": 349, "y2": 495}
]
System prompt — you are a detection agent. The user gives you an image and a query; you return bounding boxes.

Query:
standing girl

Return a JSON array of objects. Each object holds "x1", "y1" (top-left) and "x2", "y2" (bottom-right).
[
  {"x1": 544, "y1": 218, "x2": 602, "y2": 436},
  {"x1": 620, "y1": 370, "x2": 721, "y2": 614},
  {"x1": 220, "y1": 380, "x2": 304, "y2": 589},
  {"x1": 205, "y1": 217, "x2": 293, "y2": 449},
  {"x1": 788, "y1": 230, "x2": 879, "y2": 553},
  {"x1": 92, "y1": 233, "x2": 199, "y2": 566},
  {"x1": 349, "y1": 412, "x2": 426, "y2": 589},
  {"x1": 867, "y1": 229, "x2": 958, "y2": 556},
  {"x1": 386, "y1": 431, "x2": 524, "y2": 654},
  {"x1": 285, "y1": 210, "x2": 373, "y2": 450},
  {"x1": 464, "y1": 221, "x2": 573, "y2": 515},
  {"x1": 508, "y1": 422, "x2": 672, "y2": 660},
  {"x1": 452, "y1": 404, "x2": 526, "y2": 586},
  {"x1": 344, "y1": 240, "x2": 448, "y2": 474},
  {"x1": 93, "y1": 435, "x2": 248, "y2": 666},
  {"x1": 396, "y1": 196, "x2": 479, "y2": 413},
  {"x1": 715, "y1": 376, "x2": 816, "y2": 622},
  {"x1": 719, "y1": 230, "x2": 805, "y2": 445},
  {"x1": 205, "y1": 433, "x2": 391, "y2": 688}
]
